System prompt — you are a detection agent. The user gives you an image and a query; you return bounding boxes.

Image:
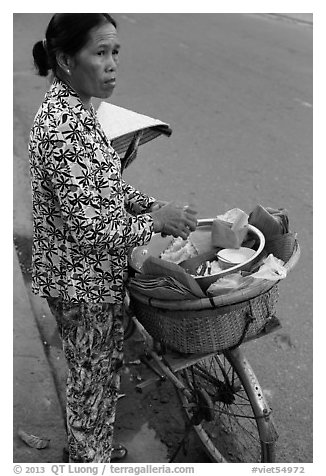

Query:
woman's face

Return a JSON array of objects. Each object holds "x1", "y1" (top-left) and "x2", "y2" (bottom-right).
[{"x1": 68, "y1": 22, "x2": 120, "y2": 107}]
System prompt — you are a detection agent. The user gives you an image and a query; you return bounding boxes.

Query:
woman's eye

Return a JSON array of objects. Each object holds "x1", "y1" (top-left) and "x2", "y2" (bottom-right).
[
  {"x1": 97, "y1": 50, "x2": 105, "y2": 56},
  {"x1": 113, "y1": 49, "x2": 119, "y2": 56}
]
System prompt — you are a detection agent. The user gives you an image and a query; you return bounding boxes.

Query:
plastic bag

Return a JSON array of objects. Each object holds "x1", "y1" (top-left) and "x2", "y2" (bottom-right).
[
  {"x1": 250, "y1": 254, "x2": 287, "y2": 280},
  {"x1": 207, "y1": 273, "x2": 254, "y2": 297}
]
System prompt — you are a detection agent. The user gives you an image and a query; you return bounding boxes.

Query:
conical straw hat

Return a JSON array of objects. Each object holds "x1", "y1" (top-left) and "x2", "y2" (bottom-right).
[{"x1": 97, "y1": 101, "x2": 172, "y2": 156}]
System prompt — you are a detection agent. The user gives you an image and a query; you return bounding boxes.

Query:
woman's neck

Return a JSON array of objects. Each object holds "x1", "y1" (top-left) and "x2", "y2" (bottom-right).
[{"x1": 56, "y1": 72, "x2": 92, "y2": 111}]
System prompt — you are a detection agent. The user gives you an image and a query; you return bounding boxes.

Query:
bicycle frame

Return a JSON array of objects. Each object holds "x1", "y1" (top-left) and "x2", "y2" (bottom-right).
[{"x1": 130, "y1": 313, "x2": 279, "y2": 447}]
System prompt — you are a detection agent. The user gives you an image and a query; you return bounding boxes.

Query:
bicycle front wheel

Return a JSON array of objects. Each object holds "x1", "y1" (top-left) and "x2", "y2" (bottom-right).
[{"x1": 176, "y1": 348, "x2": 277, "y2": 463}]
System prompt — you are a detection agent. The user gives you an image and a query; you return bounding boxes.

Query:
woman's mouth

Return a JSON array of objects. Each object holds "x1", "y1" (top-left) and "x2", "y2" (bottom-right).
[{"x1": 104, "y1": 78, "x2": 116, "y2": 86}]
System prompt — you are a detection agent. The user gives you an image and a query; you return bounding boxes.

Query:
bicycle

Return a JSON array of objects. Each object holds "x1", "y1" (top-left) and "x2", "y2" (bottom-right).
[
  {"x1": 123, "y1": 313, "x2": 276, "y2": 463},
  {"x1": 124, "y1": 231, "x2": 299, "y2": 464},
  {"x1": 98, "y1": 102, "x2": 300, "y2": 463}
]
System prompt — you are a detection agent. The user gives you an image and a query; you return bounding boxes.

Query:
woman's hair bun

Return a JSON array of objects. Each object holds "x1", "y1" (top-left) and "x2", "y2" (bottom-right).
[{"x1": 32, "y1": 40, "x2": 50, "y2": 77}]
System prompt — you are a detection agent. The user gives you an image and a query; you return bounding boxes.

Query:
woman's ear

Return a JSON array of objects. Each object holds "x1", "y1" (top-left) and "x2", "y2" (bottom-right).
[{"x1": 56, "y1": 51, "x2": 72, "y2": 76}]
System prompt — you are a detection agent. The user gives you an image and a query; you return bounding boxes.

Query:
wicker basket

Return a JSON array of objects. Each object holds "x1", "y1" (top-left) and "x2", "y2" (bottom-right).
[
  {"x1": 128, "y1": 241, "x2": 300, "y2": 354},
  {"x1": 131, "y1": 285, "x2": 279, "y2": 353}
]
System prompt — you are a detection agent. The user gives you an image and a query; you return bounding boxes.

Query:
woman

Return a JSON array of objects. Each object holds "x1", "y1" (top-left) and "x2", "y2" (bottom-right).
[{"x1": 29, "y1": 13, "x2": 197, "y2": 463}]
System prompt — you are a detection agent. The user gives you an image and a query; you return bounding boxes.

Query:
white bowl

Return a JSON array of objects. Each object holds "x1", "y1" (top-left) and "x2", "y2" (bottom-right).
[
  {"x1": 217, "y1": 247, "x2": 256, "y2": 269},
  {"x1": 194, "y1": 221, "x2": 265, "y2": 290}
]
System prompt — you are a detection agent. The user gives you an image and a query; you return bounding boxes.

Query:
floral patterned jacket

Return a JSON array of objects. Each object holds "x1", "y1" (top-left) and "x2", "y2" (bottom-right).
[{"x1": 29, "y1": 78, "x2": 155, "y2": 304}]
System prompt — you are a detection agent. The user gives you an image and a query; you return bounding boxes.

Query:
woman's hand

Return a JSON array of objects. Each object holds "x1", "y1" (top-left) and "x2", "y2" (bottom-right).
[
  {"x1": 150, "y1": 202, "x2": 198, "y2": 240},
  {"x1": 149, "y1": 200, "x2": 169, "y2": 212}
]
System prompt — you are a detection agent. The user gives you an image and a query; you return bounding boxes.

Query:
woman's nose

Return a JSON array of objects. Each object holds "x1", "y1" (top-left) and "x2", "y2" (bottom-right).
[{"x1": 105, "y1": 55, "x2": 118, "y2": 72}]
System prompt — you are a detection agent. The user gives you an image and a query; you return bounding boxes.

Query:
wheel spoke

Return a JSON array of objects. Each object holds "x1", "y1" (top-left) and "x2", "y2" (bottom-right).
[{"x1": 176, "y1": 353, "x2": 275, "y2": 463}]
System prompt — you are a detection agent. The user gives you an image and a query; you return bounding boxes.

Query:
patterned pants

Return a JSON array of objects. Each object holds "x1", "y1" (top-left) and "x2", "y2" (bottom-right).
[{"x1": 47, "y1": 297, "x2": 124, "y2": 463}]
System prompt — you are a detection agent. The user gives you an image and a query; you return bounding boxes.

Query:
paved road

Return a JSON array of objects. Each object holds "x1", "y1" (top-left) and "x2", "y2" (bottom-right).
[
  {"x1": 119, "y1": 14, "x2": 313, "y2": 463},
  {"x1": 13, "y1": 13, "x2": 312, "y2": 462}
]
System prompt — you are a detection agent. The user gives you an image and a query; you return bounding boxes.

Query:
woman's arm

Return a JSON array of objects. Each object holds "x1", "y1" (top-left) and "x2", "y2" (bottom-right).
[
  {"x1": 122, "y1": 181, "x2": 169, "y2": 215},
  {"x1": 122, "y1": 180, "x2": 156, "y2": 214}
]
